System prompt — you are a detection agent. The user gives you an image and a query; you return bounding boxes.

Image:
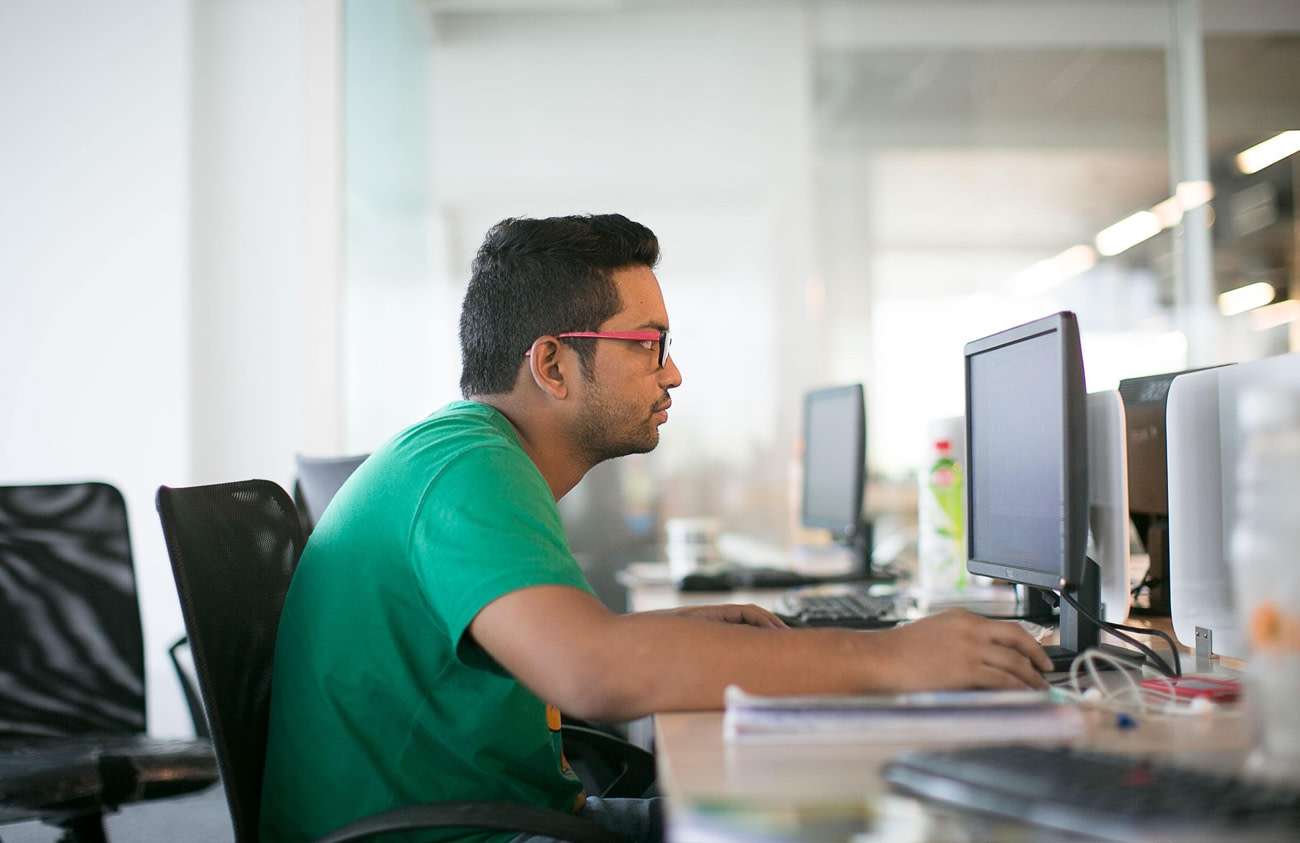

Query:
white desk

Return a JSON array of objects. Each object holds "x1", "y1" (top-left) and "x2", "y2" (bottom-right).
[
  {"x1": 654, "y1": 703, "x2": 1253, "y2": 842},
  {"x1": 623, "y1": 569, "x2": 1255, "y2": 842}
]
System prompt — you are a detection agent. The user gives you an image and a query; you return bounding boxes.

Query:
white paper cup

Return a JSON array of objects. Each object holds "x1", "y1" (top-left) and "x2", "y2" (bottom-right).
[{"x1": 665, "y1": 517, "x2": 723, "y2": 581}]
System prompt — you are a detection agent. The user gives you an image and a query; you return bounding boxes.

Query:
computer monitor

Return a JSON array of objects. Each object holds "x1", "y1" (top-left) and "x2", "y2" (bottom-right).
[
  {"x1": 801, "y1": 384, "x2": 877, "y2": 578},
  {"x1": 965, "y1": 312, "x2": 1130, "y2": 670}
]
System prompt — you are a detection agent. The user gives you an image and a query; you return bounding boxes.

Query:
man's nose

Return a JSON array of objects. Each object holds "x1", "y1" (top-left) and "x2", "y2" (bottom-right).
[{"x1": 661, "y1": 354, "x2": 682, "y2": 389}]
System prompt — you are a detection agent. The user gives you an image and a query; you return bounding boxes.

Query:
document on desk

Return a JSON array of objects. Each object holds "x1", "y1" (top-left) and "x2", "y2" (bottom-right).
[{"x1": 723, "y1": 685, "x2": 1085, "y2": 744}]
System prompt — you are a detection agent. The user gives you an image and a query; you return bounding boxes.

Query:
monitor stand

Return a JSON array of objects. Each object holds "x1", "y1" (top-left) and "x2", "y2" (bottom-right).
[
  {"x1": 1129, "y1": 514, "x2": 1171, "y2": 616},
  {"x1": 1042, "y1": 557, "x2": 1145, "y2": 672},
  {"x1": 844, "y1": 519, "x2": 895, "y2": 583}
]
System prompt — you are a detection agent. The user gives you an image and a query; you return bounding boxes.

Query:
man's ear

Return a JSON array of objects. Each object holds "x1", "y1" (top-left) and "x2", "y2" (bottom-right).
[{"x1": 526, "y1": 337, "x2": 570, "y2": 399}]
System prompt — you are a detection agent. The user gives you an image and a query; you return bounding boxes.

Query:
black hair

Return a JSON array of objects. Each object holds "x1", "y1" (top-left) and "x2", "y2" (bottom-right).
[{"x1": 459, "y1": 214, "x2": 660, "y2": 397}]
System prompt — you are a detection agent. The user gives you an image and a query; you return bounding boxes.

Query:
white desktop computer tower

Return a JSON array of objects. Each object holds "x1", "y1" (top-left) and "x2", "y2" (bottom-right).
[
  {"x1": 1167, "y1": 352, "x2": 1300, "y2": 660},
  {"x1": 1167, "y1": 366, "x2": 1243, "y2": 658},
  {"x1": 1087, "y1": 390, "x2": 1131, "y2": 625}
]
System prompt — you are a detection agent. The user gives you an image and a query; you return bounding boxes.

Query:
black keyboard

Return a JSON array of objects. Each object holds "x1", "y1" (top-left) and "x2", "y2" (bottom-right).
[
  {"x1": 884, "y1": 744, "x2": 1300, "y2": 841},
  {"x1": 728, "y1": 567, "x2": 829, "y2": 589},
  {"x1": 774, "y1": 586, "x2": 902, "y2": 629}
]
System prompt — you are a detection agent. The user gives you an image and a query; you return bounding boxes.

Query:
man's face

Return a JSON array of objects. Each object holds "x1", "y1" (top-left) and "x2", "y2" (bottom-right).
[{"x1": 573, "y1": 265, "x2": 683, "y2": 465}]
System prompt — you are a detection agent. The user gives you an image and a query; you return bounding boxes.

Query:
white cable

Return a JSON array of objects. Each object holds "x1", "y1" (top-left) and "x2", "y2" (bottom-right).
[
  {"x1": 1068, "y1": 649, "x2": 1151, "y2": 713},
  {"x1": 1059, "y1": 651, "x2": 1234, "y2": 720}
]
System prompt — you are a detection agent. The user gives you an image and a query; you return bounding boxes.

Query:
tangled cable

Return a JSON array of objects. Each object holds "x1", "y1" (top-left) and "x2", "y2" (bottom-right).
[{"x1": 1049, "y1": 649, "x2": 1230, "y2": 721}]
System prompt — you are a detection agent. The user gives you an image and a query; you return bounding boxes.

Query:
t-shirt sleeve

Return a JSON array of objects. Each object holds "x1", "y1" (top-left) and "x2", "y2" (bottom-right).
[{"x1": 408, "y1": 444, "x2": 593, "y2": 670}]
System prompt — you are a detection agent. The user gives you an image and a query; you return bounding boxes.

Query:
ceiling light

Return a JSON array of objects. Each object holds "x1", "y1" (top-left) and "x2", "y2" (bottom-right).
[
  {"x1": 1175, "y1": 180, "x2": 1214, "y2": 210},
  {"x1": 1249, "y1": 299, "x2": 1300, "y2": 331},
  {"x1": 1013, "y1": 245, "x2": 1096, "y2": 295},
  {"x1": 1158, "y1": 330, "x2": 1189, "y2": 358},
  {"x1": 1218, "y1": 282, "x2": 1276, "y2": 316},
  {"x1": 1236, "y1": 131, "x2": 1300, "y2": 175},
  {"x1": 1150, "y1": 196, "x2": 1182, "y2": 229},
  {"x1": 1095, "y1": 211, "x2": 1162, "y2": 257}
]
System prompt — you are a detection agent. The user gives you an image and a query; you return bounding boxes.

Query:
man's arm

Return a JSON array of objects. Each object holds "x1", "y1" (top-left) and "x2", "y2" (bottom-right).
[{"x1": 467, "y1": 585, "x2": 1052, "y2": 723}]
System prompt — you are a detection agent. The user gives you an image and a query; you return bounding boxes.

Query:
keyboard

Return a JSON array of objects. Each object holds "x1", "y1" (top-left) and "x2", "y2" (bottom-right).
[
  {"x1": 774, "y1": 585, "x2": 903, "y2": 629},
  {"x1": 727, "y1": 566, "x2": 830, "y2": 589},
  {"x1": 884, "y1": 744, "x2": 1300, "y2": 842},
  {"x1": 677, "y1": 566, "x2": 897, "y2": 593}
]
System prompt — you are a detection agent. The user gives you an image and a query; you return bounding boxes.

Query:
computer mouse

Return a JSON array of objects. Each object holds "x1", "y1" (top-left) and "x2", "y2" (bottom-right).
[{"x1": 677, "y1": 572, "x2": 734, "y2": 592}]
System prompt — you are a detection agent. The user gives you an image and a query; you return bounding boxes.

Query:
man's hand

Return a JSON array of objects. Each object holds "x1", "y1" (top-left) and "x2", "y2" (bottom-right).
[
  {"x1": 875, "y1": 609, "x2": 1053, "y2": 691},
  {"x1": 652, "y1": 603, "x2": 788, "y2": 629}
]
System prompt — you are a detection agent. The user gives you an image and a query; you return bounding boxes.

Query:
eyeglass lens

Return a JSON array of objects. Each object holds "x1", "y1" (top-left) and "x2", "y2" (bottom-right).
[{"x1": 659, "y1": 331, "x2": 673, "y2": 368}]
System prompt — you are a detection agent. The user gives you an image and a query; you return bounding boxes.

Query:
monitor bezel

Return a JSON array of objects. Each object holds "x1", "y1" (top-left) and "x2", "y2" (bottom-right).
[
  {"x1": 800, "y1": 383, "x2": 867, "y2": 540},
  {"x1": 963, "y1": 312, "x2": 1089, "y2": 591}
]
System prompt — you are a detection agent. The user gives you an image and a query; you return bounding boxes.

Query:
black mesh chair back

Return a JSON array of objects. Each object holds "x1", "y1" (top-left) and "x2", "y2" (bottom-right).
[
  {"x1": 0, "y1": 483, "x2": 145, "y2": 737},
  {"x1": 155, "y1": 480, "x2": 304, "y2": 843},
  {"x1": 0, "y1": 482, "x2": 218, "y2": 840},
  {"x1": 293, "y1": 453, "x2": 369, "y2": 534}
]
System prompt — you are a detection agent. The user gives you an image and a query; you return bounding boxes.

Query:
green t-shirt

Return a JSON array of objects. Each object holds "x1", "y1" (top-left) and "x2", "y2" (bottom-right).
[{"x1": 260, "y1": 401, "x2": 593, "y2": 843}]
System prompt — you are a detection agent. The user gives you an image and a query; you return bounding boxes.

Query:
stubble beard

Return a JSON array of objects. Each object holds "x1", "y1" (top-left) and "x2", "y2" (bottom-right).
[{"x1": 575, "y1": 380, "x2": 662, "y2": 466}]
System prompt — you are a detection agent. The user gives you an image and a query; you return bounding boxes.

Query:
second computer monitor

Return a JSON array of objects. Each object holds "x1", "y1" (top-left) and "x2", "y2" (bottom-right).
[
  {"x1": 965, "y1": 312, "x2": 1089, "y2": 591},
  {"x1": 801, "y1": 383, "x2": 874, "y2": 577},
  {"x1": 966, "y1": 311, "x2": 1112, "y2": 670}
]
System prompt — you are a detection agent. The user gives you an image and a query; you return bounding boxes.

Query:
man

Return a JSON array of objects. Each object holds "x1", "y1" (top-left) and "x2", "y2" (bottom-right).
[{"x1": 260, "y1": 214, "x2": 1051, "y2": 843}]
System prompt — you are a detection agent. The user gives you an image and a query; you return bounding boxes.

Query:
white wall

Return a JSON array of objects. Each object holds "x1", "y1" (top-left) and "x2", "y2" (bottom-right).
[
  {"x1": 191, "y1": 0, "x2": 310, "y2": 487},
  {"x1": 0, "y1": 0, "x2": 194, "y2": 736},
  {"x1": 1, "y1": 0, "x2": 339, "y2": 737}
]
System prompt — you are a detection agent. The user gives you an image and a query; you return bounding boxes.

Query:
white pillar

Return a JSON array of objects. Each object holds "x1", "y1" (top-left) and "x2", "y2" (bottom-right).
[{"x1": 1165, "y1": 0, "x2": 1219, "y2": 365}]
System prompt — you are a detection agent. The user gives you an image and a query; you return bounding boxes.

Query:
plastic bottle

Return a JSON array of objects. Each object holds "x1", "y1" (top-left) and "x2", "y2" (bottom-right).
[
  {"x1": 1231, "y1": 386, "x2": 1300, "y2": 783},
  {"x1": 918, "y1": 439, "x2": 966, "y2": 594}
]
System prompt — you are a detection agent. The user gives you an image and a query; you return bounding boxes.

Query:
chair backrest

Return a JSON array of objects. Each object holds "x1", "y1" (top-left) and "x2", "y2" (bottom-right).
[
  {"x1": 293, "y1": 453, "x2": 369, "y2": 533},
  {"x1": 155, "y1": 480, "x2": 305, "y2": 843},
  {"x1": 0, "y1": 482, "x2": 146, "y2": 737}
]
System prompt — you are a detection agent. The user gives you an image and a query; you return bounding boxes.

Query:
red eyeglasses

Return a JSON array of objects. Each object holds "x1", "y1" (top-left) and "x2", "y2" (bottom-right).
[{"x1": 525, "y1": 330, "x2": 673, "y2": 369}]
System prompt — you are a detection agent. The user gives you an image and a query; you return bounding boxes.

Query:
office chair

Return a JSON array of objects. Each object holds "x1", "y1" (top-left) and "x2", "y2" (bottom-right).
[
  {"x1": 156, "y1": 479, "x2": 648, "y2": 843},
  {"x1": 167, "y1": 637, "x2": 209, "y2": 740},
  {"x1": 292, "y1": 453, "x2": 369, "y2": 536},
  {"x1": 0, "y1": 482, "x2": 218, "y2": 842}
]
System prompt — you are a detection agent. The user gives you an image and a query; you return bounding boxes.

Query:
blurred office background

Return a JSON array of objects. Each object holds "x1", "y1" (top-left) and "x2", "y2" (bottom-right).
[{"x1": 2, "y1": 0, "x2": 1298, "y2": 737}]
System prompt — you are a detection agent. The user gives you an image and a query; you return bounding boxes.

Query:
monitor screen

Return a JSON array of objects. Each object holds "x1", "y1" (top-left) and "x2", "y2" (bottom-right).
[
  {"x1": 801, "y1": 384, "x2": 866, "y2": 540},
  {"x1": 965, "y1": 312, "x2": 1088, "y2": 591}
]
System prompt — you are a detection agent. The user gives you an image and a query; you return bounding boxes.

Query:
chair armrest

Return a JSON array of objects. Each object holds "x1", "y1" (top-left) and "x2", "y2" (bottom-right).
[
  {"x1": 313, "y1": 800, "x2": 631, "y2": 843},
  {"x1": 561, "y1": 725, "x2": 656, "y2": 799},
  {"x1": 167, "y1": 636, "x2": 210, "y2": 739}
]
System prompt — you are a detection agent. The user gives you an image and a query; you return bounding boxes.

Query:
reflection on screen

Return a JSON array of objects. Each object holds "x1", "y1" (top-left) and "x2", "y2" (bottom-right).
[{"x1": 969, "y1": 331, "x2": 1063, "y2": 575}]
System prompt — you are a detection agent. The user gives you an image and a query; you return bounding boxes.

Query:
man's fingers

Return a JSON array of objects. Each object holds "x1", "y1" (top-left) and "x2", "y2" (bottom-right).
[
  {"x1": 989, "y1": 621, "x2": 1054, "y2": 673},
  {"x1": 980, "y1": 646, "x2": 1050, "y2": 690},
  {"x1": 674, "y1": 603, "x2": 789, "y2": 628},
  {"x1": 736, "y1": 604, "x2": 788, "y2": 629}
]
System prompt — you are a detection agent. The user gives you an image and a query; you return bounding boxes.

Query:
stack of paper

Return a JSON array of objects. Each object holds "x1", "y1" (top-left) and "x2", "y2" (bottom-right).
[{"x1": 723, "y1": 685, "x2": 1085, "y2": 744}]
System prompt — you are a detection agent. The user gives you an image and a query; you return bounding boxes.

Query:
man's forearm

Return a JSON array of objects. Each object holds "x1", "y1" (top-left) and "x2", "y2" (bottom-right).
[
  {"x1": 574, "y1": 613, "x2": 889, "y2": 721},
  {"x1": 469, "y1": 586, "x2": 1051, "y2": 724}
]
